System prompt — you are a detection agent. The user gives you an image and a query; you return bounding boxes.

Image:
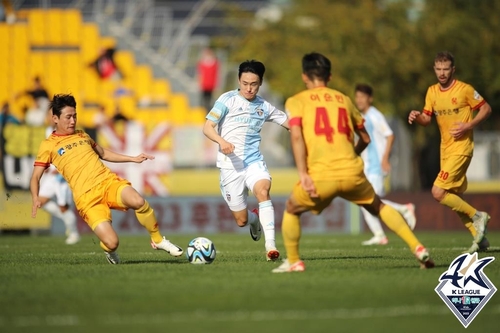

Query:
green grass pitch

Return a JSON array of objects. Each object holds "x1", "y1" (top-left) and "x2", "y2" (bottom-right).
[{"x1": 1, "y1": 231, "x2": 499, "y2": 333}]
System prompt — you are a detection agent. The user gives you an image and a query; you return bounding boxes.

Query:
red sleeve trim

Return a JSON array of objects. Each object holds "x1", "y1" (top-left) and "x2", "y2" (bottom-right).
[
  {"x1": 91, "y1": 142, "x2": 97, "y2": 148},
  {"x1": 34, "y1": 162, "x2": 50, "y2": 168},
  {"x1": 423, "y1": 109, "x2": 433, "y2": 116},
  {"x1": 289, "y1": 117, "x2": 302, "y2": 127},
  {"x1": 356, "y1": 118, "x2": 365, "y2": 129},
  {"x1": 471, "y1": 99, "x2": 486, "y2": 111}
]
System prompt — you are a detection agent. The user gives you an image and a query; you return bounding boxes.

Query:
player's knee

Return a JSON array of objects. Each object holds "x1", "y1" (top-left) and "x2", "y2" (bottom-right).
[
  {"x1": 285, "y1": 199, "x2": 300, "y2": 215},
  {"x1": 255, "y1": 188, "x2": 270, "y2": 201},
  {"x1": 431, "y1": 186, "x2": 445, "y2": 202},
  {"x1": 129, "y1": 195, "x2": 145, "y2": 210}
]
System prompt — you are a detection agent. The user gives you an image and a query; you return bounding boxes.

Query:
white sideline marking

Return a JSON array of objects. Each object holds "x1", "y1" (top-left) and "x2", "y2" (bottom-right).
[{"x1": 2, "y1": 305, "x2": 499, "y2": 327}]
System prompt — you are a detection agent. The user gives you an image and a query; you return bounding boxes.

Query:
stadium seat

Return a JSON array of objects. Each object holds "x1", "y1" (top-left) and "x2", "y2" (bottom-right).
[
  {"x1": 45, "y1": 9, "x2": 63, "y2": 45},
  {"x1": 133, "y1": 65, "x2": 153, "y2": 99},
  {"x1": 61, "y1": 10, "x2": 82, "y2": 46},
  {"x1": 113, "y1": 51, "x2": 135, "y2": 79},
  {"x1": 81, "y1": 24, "x2": 100, "y2": 63},
  {"x1": 152, "y1": 79, "x2": 172, "y2": 103},
  {"x1": 188, "y1": 107, "x2": 207, "y2": 125},
  {"x1": 28, "y1": 10, "x2": 46, "y2": 45},
  {"x1": 169, "y1": 94, "x2": 189, "y2": 125}
]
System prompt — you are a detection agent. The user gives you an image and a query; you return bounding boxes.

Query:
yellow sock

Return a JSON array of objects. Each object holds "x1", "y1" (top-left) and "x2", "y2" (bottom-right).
[
  {"x1": 456, "y1": 212, "x2": 477, "y2": 238},
  {"x1": 136, "y1": 201, "x2": 163, "y2": 243},
  {"x1": 100, "y1": 241, "x2": 112, "y2": 252},
  {"x1": 379, "y1": 205, "x2": 421, "y2": 251},
  {"x1": 440, "y1": 192, "x2": 477, "y2": 218},
  {"x1": 282, "y1": 210, "x2": 301, "y2": 264}
]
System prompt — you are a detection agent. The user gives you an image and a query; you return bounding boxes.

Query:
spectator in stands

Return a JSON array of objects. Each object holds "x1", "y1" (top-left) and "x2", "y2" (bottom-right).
[
  {"x1": 0, "y1": 0, "x2": 16, "y2": 24},
  {"x1": 90, "y1": 47, "x2": 122, "y2": 81},
  {"x1": 0, "y1": 102, "x2": 20, "y2": 126},
  {"x1": 17, "y1": 76, "x2": 50, "y2": 126},
  {"x1": 197, "y1": 48, "x2": 219, "y2": 112}
]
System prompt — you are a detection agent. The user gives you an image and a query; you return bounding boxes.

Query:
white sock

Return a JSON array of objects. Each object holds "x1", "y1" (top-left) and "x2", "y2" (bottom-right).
[
  {"x1": 382, "y1": 199, "x2": 407, "y2": 214},
  {"x1": 62, "y1": 209, "x2": 79, "y2": 235},
  {"x1": 361, "y1": 207, "x2": 385, "y2": 238},
  {"x1": 258, "y1": 200, "x2": 275, "y2": 248},
  {"x1": 43, "y1": 201, "x2": 65, "y2": 219}
]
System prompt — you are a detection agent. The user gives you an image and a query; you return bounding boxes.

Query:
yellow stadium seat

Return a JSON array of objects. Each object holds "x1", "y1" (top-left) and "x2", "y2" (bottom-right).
[
  {"x1": 99, "y1": 37, "x2": 116, "y2": 50},
  {"x1": 188, "y1": 107, "x2": 207, "y2": 125},
  {"x1": 81, "y1": 24, "x2": 99, "y2": 63},
  {"x1": 28, "y1": 10, "x2": 46, "y2": 45},
  {"x1": 0, "y1": 24, "x2": 8, "y2": 54},
  {"x1": 45, "y1": 9, "x2": 63, "y2": 45},
  {"x1": 29, "y1": 53, "x2": 45, "y2": 79},
  {"x1": 152, "y1": 79, "x2": 172, "y2": 103},
  {"x1": 169, "y1": 94, "x2": 189, "y2": 125},
  {"x1": 61, "y1": 10, "x2": 82, "y2": 46},
  {"x1": 133, "y1": 65, "x2": 152, "y2": 98},
  {"x1": 117, "y1": 96, "x2": 136, "y2": 119},
  {"x1": 82, "y1": 68, "x2": 100, "y2": 102},
  {"x1": 113, "y1": 51, "x2": 135, "y2": 79}
]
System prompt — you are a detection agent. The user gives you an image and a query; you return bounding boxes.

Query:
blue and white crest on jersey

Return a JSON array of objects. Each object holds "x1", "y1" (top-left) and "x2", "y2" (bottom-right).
[
  {"x1": 256, "y1": 108, "x2": 263, "y2": 116},
  {"x1": 435, "y1": 253, "x2": 496, "y2": 328},
  {"x1": 57, "y1": 148, "x2": 66, "y2": 156},
  {"x1": 226, "y1": 191, "x2": 231, "y2": 202}
]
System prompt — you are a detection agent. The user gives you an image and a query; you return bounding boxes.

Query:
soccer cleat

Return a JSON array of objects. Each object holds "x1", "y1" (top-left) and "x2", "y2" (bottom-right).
[
  {"x1": 272, "y1": 259, "x2": 306, "y2": 273},
  {"x1": 249, "y1": 208, "x2": 262, "y2": 242},
  {"x1": 472, "y1": 211, "x2": 490, "y2": 244},
  {"x1": 266, "y1": 249, "x2": 280, "y2": 262},
  {"x1": 151, "y1": 237, "x2": 184, "y2": 257},
  {"x1": 414, "y1": 245, "x2": 435, "y2": 269},
  {"x1": 362, "y1": 235, "x2": 389, "y2": 246},
  {"x1": 403, "y1": 203, "x2": 417, "y2": 230},
  {"x1": 65, "y1": 233, "x2": 80, "y2": 245},
  {"x1": 464, "y1": 237, "x2": 490, "y2": 254},
  {"x1": 105, "y1": 251, "x2": 120, "y2": 264}
]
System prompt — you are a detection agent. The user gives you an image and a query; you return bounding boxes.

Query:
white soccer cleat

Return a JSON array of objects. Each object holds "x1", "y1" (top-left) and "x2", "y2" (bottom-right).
[
  {"x1": 362, "y1": 235, "x2": 388, "y2": 246},
  {"x1": 464, "y1": 237, "x2": 490, "y2": 254},
  {"x1": 472, "y1": 211, "x2": 490, "y2": 244},
  {"x1": 414, "y1": 245, "x2": 434, "y2": 269},
  {"x1": 403, "y1": 203, "x2": 417, "y2": 230},
  {"x1": 105, "y1": 251, "x2": 120, "y2": 265},
  {"x1": 272, "y1": 259, "x2": 306, "y2": 273},
  {"x1": 249, "y1": 208, "x2": 262, "y2": 242},
  {"x1": 151, "y1": 237, "x2": 184, "y2": 257},
  {"x1": 65, "y1": 233, "x2": 80, "y2": 245}
]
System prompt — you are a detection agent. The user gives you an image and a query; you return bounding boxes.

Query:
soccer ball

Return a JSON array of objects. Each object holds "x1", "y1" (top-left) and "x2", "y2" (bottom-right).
[{"x1": 186, "y1": 237, "x2": 216, "y2": 264}]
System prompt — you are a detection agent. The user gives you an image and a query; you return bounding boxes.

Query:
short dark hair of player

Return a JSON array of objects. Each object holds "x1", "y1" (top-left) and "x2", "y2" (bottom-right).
[
  {"x1": 238, "y1": 60, "x2": 266, "y2": 82},
  {"x1": 355, "y1": 84, "x2": 373, "y2": 97},
  {"x1": 302, "y1": 52, "x2": 331, "y2": 82},
  {"x1": 434, "y1": 51, "x2": 455, "y2": 67},
  {"x1": 50, "y1": 94, "x2": 77, "y2": 117}
]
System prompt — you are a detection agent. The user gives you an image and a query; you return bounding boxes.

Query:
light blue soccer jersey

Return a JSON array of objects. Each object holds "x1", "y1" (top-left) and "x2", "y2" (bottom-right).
[
  {"x1": 206, "y1": 89, "x2": 287, "y2": 170},
  {"x1": 360, "y1": 106, "x2": 393, "y2": 176}
]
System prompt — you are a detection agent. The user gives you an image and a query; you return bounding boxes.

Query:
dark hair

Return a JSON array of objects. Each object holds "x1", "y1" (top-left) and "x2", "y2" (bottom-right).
[
  {"x1": 50, "y1": 94, "x2": 77, "y2": 117},
  {"x1": 238, "y1": 60, "x2": 265, "y2": 82},
  {"x1": 302, "y1": 52, "x2": 331, "y2": 82},
  {"x1": 355, "y1": 84, "x2": 373, "y2": 97},
  {"x1": 435, "y1": 51, "x2": 455, "y2": 67}
]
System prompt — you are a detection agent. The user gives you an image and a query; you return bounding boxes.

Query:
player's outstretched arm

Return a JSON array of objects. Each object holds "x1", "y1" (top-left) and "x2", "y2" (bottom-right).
[
  {"x1": 30, "y1": 166, "x2": 46, "y2": 218},
  {"x1": 93, "y1": 143, "x2": 154, "y2": 163},
  {"x1": 408, "y1": 110, "x2": 431, "y2": 126},
  {"x1": 203, "y1": 119, "x2": 234, "y2": 155}
]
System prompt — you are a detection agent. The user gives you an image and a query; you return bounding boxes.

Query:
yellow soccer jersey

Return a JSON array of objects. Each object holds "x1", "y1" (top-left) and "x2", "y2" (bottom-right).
[
  {"x1": 423, "y1": 80, "x2": 486, "y2": 157},
  {"x1": 34, "y1": 130, "x2": 115, "y2": 199},
  {"x1": 286, "y1": 87, "x2": 365, "y2": 180}
]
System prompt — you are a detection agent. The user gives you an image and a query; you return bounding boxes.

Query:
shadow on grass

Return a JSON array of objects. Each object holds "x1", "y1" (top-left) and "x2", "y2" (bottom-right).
[
  {"x1": 123, "y1": 259, "x2": 187, "y2": 265},
  {"x1": 303, "y1": 255, "x2": 384, "y2": 261}
]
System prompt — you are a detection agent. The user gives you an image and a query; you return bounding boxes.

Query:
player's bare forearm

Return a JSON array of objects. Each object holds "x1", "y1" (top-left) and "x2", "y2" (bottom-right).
[
  {"x1": 408, "y1": 110, "x2": 431, "y2": 126},
  {"x1": 290, "y1": 126, "x2": 308, "y2": 175},
  {"x1": 30, "y1": 166, "x2": 45, "y2": 217},
  {"x1": 203, "y1": 120, "x2": 224, "y2": 145},
  {"x1": 469, "y1": 102, "x2": 492, "y2": 129},
  {"x1": 383, "y1": 134, "x2": 395, "y2": 162}
]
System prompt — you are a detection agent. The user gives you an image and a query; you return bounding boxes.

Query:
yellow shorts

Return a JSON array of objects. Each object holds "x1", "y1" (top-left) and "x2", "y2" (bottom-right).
[
  {"x1": 433, "y1": 155, "x2": 471, "y2": 193},
  {"x1": 291, "y1": 175, "x2": 376, "y2": 215},
  {"x1": 75, "y1": 176, "x2": 131, "y2": 230}
]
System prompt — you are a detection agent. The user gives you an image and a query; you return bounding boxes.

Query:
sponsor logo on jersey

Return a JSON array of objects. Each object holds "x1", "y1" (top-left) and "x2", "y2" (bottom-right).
[
  {"x1": 473, "y1": 90, "x2": 481, "y2": 100},
  {"x1": 451, "y1": 97, "x2": 458, "y2": 105},
  {"x1": 226, "y1": 191, "x2": 231, "y2": 202},
  {"x1": 57, "y1": 148, "x2": 66, "y2": 156},
  {"x1": 435, "y1": 253, "x2": 496, "y2": 328}
]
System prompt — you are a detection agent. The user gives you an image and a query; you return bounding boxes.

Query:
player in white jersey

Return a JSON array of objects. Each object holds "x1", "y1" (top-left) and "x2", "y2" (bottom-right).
[
  {"x1": 203, "y1": 60, "x2": 289, "y2": 261},
  {"x1": 354, "y1": 84, "x2": 416, "y2": 245},
  {"x1": 38, "y1": 125, "x2": 80, "y2": 244}
]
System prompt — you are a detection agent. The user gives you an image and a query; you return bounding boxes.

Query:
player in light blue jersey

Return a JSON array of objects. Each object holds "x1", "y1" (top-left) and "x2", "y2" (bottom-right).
[
  {"x1": 203, "y1": 60, "x2": 289, "y2": 261},
  {"x1": 355, "y1": 84, "x2": 416, "y2": 245}
]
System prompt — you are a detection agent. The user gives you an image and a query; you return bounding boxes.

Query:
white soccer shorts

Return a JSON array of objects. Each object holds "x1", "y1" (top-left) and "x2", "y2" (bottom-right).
[
  {"x1": 366, "y1": 173, "x2": 385, "y2": 197},
  {"x1": 219, "y1": 160, "x2": 271, "y2": 212},
  {"x1": 39, "y1": 173, "x2": 72, "y2": 207}
]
